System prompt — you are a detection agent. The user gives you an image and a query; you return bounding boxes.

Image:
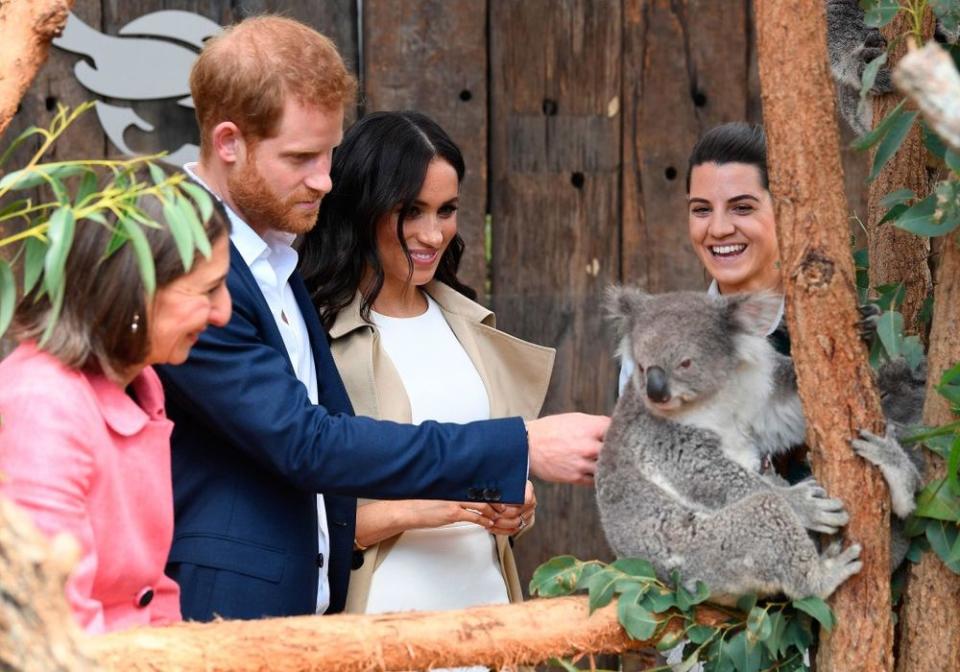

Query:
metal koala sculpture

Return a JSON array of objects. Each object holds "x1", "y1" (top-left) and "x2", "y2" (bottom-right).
[{"x1": 53, "y1": 11, "x2": 222, "y2": 167}]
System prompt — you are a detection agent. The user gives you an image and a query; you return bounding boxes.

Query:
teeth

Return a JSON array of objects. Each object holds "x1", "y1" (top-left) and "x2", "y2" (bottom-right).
[{"x1": 711, "y1": 244, "x2": 746, "y2": 255}]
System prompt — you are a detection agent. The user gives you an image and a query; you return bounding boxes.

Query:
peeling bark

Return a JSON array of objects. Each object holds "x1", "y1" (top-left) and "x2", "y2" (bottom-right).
[
  {"x1": 0, "y1": 0, "x2": 76, "y2": 138},
  {"x1": 754, "y1": 2, "x2": 893, "y2": 671}
]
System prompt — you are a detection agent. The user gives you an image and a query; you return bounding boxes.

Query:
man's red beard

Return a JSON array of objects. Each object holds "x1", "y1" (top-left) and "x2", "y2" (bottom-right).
[{"x1": 228, "y1": 154, "x2": 321, "y2": 235}]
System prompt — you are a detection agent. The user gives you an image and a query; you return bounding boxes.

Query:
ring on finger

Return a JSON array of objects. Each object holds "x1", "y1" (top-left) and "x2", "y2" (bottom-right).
[{"x1": 518, "y1": 513, "x2": 527, "y2": 530}]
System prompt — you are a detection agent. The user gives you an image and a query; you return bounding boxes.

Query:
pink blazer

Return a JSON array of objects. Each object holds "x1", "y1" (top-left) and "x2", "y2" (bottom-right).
[{"x1": 0, "y1": 343, "x2": 181, "y2": 633}]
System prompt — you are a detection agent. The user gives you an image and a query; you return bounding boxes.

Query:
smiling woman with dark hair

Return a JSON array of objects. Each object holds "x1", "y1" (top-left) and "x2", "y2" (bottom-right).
[
  {"x1": 0, "y1": 189, "x2": 231, "y2": 633},
  {"x1": 300, "y1": 111, "x2": 552, "y2": 633}
]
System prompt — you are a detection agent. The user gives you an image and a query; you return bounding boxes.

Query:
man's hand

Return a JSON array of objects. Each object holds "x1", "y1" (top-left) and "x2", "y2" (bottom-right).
[{"x1": 526, "y1": 413, "x2": 609, "y2": 485}]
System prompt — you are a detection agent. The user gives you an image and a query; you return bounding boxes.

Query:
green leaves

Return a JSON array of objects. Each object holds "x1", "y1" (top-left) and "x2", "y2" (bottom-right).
[
  {"x1": 925, "y1": 520, "x2": 960, "y2": 573},
  {"x1": 869, "y1": 109, "x2": 918, "y2": 182},
  {"x1": 0, "y1": 258, "x2": 14, "y2": 337},
  {"x1": 617, "y1": 586, "x2": 659, "y2": 640},
  {"x1": 529, "y1": 555, "x2": 582, "y2": 597},
  {"x1": 0, "y1": 164, "x2": 89, "y2": 193},
  {"x1": 861, "y1": 0, "x2": 901, "y2": 28},
  {"x1": 792, "y1": 596, "x2": 835, "y2": 631},
  {"x1": 43, "y1": 207, "x2": 75, "y2": 302},
  {"x1": 915, "y1": 478, "x2": 960, "y2": 521}
]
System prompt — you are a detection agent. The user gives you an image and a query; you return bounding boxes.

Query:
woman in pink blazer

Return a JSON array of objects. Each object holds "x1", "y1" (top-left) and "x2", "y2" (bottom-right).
[{"x1": 0, "y1": 193, "x2": 231, "y2": 633}]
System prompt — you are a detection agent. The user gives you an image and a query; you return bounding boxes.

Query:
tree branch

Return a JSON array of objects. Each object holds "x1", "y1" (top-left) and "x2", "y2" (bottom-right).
[
  {"x1": 894, "y1": 41, "x2": 960, "y2": 154},
  {"x1": 0, "y1": 0, "x2": 76, "y2": 138}
]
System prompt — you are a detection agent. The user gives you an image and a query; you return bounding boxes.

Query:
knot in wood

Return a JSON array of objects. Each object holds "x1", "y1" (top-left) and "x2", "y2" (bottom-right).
[{"x1": 796, "y1": 249, "x2": 835, "y2": 293}]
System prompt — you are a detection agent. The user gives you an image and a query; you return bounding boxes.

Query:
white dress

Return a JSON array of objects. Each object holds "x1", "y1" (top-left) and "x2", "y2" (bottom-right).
[{"x1": 365, "y1": 296, "x2": 510, "y2": 671}]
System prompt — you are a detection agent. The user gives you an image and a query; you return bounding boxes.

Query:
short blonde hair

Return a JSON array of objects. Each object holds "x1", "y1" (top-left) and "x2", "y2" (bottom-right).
[{"x1": 191, "y1": 15, "x2": 356, "y2": 156}]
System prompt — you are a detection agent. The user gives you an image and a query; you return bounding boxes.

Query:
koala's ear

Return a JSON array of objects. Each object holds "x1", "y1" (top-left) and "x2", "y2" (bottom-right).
[
  {"x1": 727, "y1": 292, "x2": 784, "y2": 336},
  {"x1": 604, "y1": 285, "x2": 651, "y2": 340}
]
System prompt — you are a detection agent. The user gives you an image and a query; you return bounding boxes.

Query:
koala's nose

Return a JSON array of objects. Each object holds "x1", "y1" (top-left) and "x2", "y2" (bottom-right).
[{"x1": 645, "y1": 366, "x2": 670, "y2": 403}]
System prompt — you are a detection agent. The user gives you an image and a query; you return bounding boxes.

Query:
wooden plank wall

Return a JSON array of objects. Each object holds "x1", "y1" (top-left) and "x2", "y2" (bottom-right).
[{"x1": 1, "y1": 0, "x2": 871, "y2": 593}]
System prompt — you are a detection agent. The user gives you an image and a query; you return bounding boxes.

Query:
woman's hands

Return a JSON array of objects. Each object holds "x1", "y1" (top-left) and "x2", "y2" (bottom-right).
[
  {"x1": 354, "y1": 481, "x2": 538, "y2": 547},
  {"x1": 490, "y1": 480, "x2": 536, "y2": 536}
]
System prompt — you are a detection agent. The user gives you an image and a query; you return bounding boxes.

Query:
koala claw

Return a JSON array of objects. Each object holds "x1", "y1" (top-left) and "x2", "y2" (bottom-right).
[
  {"x1": 817, "y1": 543, "x2": 863, "y2": 598},
  {"x1": 852, "y1": 427, "x2": 920, "y2": 519},
  {"x1": 783, "y1": 480, "x2": 850, "y2": 533}
]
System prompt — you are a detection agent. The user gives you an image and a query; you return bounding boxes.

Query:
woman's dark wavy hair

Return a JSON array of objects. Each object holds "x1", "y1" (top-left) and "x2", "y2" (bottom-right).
[
  {"x1": 686, "y1": 122, "x2": 768, "y2": 192},
  {"x1": 300, "y1": 110, "x2": 476, "y2": 328}
]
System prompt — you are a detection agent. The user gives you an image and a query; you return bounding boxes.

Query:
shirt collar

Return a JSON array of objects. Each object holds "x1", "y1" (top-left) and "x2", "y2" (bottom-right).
[{"x1": 182, "y1": 162, "x2": 299, "y2": 278}]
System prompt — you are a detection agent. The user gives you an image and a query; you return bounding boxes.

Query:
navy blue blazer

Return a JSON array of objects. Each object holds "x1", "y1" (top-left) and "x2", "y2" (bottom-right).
[{"x1": 156, "y1": 243, "x2": 528, "y2": 620}]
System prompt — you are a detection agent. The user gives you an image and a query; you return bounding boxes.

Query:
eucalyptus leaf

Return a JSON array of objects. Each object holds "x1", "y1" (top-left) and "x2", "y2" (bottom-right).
[
  {"x1": 585, "y1": 567, "x2": 619, "y2": 613},
  {"x1": 853, "y1": 99, "x2": 906, "y2": 151},
  {"x1": 529, "y1": 555, "x2": 580, "y2": 597},
  {"x1": 0, "y1": 198, "x2": 31, "y2": 220},
  {"x1": 747, "y1": 606, "x2": 773, "y2": 642},
  {"x1": 0, "y1": 164, "x2": 88, "y2": 192},
  {"x1": 925, "y1": 520, "x2": 960, "y2": 573},
  {"x1": 947, "y1": 148, "x2": 960, "y2": 175},
  {"x1": 792, "y1": 596, "x2": 835, "y2": 631},
  {"x1": 914, "y1": 478, "x2": 960, "y2": 521},
  {"x1": 902, "y1": 335, "x2": 926, "y2": 372},
  {"x1": 23, "y1": 236, "x2": 47, "y2": 295},
  {"x1": 75, "y1": 169, "x2": 99, "y2": 205},
  {"x1": 947, "y1": 436, "x2": 960, "y2": 496},
  {"x1": 725, "y1": 630, "x2": 763, "y2": 672},
  {"x1": 162, "y1": 194, "x2": 195, "y2": 271},
  {"x1": 655, "y1": 628, "x2": 682, "y2": 653},
  {"x1": 0, "y1": 125, "x2": 44, "y2": 167},
  {"x1": 642, "y1": 587, "x2": 676, "y2": 614},
  {"x1": 923, "y1": 120, "x2": 949, "y2": 160},
  {"x1": 181, "y1": 181, "x2": 215, "y2": 224},
  {"x1": 762, "y1": 611, "x2": 787, "y2": 658},
  {"x1": 39, "y1": 281, "x2": 64, "y2": 346},
  {"x1": 863, "y1": 0, "x2": 900, "y2": 28},
  {"x1": 687, "y1": 624, "x2": 717, "y2": 645},
  {"x1": 43, "y1": 207, "x2": 75, "y2": 298},
  {"x1": 875, "y1": 309, "x2": 904, "y2": 360},
  {"x1": 880, "y1": 188, "x2": 915, "y2": 210},
  {"x1": 868, "y1": 110, "x2": 918, "y2": 181},
  {"x1": 121, "y1": 216, "x2": 157, "y2": 296},
  {"x1": 618, "y1": 587, "x2": 659, "y2": 640},
  {"x1": 546, "y1": 658, "x2": 580, "y2": 672},
  {"x1": 894, "y1": 194, "x2": 948, "y2": 237},
  {"x1": 147, "y1": 162, "x2": 167, "y2": 186},
  {"x1": 611, "y1": 557, "x2": 657, "y2": 578},
  {"x1": 176, "y1": 192, "x2": 212, "y2": 258},
  {"x1": 860, "y1": 51, "x2": 888, "y2": 99},
  {"x1": 736, "y1": 593, "x2": 758, "y2": 614},
  {"x1": 574, "y1": 561, "x2": 604, "y2": 590},
  {"x1": 0, "y1": 258, "x2": 15, "y2": 338}
]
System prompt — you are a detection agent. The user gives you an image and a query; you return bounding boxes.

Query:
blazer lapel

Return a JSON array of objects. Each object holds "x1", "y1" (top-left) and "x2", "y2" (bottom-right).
[{"x1": 289, "y1": 272, "x2": 355, "y2": 415}]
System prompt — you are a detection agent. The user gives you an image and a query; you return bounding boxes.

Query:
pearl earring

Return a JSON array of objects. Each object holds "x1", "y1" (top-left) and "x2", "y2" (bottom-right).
[{"x1": 130, "y1": 313, "x2": 141, "y2": 334}]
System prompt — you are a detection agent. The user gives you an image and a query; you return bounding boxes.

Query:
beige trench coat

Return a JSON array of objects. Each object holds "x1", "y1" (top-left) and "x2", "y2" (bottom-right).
[{"x1": 327, "y1": 280, "x2": 556, "y2": 613}]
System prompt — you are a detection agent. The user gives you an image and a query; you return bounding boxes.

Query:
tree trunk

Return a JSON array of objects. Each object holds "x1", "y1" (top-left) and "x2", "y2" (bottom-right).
[
  {"x1": 0, "y1": 0, "x2": 75, "y2": 138},
  {"x1": 866, "y1": 12, "x2": 934, "y2": 335},
  {"x1": 754, "y1": 2, "x2": 893, "y2": 671},
  {"x1": 81, "y1": 596, "x2": 729, "y2": 671},
  {"x1": 895, "y1": 238, "x2": 960, "y2": 672}
]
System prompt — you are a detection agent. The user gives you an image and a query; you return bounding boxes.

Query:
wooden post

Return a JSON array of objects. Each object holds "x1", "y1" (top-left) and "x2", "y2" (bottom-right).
[{"x1": 754, "y1": 2, "x2": 893, "y2": 671}]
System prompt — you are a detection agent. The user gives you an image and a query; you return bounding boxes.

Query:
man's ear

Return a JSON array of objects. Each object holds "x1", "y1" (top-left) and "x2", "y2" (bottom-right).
[
  {"x1": 605, "y1": 285, "x2": 651, "y2": 343},
  {"x1": 726, "y1": 292, "x2": 783, "y2": 336},
  {"x1": 210, "y1": 121, "x2": 245, "y2": 165}
]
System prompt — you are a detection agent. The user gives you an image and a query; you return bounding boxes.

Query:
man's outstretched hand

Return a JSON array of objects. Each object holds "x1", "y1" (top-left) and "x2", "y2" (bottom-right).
[{"x1": 526, "y1": 413, "x2": 609, "y2": 485}]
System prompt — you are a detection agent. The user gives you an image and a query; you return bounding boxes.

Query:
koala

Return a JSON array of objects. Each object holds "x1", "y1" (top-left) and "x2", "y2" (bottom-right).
[
  {"x1": 826, "y1": 0, "x2": 895, "y2": 135},
  {"x1": 597, "y1": 289, "x2": 862, "y2": 602}
]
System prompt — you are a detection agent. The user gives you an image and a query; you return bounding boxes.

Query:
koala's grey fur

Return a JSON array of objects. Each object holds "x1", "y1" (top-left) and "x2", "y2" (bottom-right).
[
  {"x1": 826, "y1": 0, "x2": 894, "y2": 135},
  {"x1": 597, "y1": 289, "x2": 862, "y2": 602}
]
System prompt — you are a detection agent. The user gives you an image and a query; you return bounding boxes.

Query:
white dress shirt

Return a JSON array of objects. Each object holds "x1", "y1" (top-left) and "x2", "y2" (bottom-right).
[{"x1": 183, "y1": 163, "x2": 331, "y2": 614}]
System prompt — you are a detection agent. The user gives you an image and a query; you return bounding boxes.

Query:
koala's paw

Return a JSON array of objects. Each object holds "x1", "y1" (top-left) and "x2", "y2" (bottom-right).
[
  {"x1": 858, "y1": 303, "x2": 881, "y2": 343},
  {"x1": 816, "y1": 542, "x2": 863, "y2": 598},
  {"x1": 852, "y1": 427, "x2": 921, "y2": 519},
  {"x1": 782, "y1": 479, "x2": 850, "y2": 534}
]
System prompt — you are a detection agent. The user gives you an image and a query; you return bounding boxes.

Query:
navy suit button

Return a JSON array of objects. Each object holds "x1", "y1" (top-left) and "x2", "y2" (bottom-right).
[
  {"x1": 135, "y1": 587, "x2": 154, "y2": 608},
  {"x1": 467, "y1": 487, "x2": 481, "y2": 501},
  {"x1": 316, "y1": 553, "x2": 324, "y2": 568},
  {"x1": 351, "y1": 550, "x2": 365, "y2": 570},
  {"x1": 482, "y1": 487, "x2": 502, "y2": 502}
]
